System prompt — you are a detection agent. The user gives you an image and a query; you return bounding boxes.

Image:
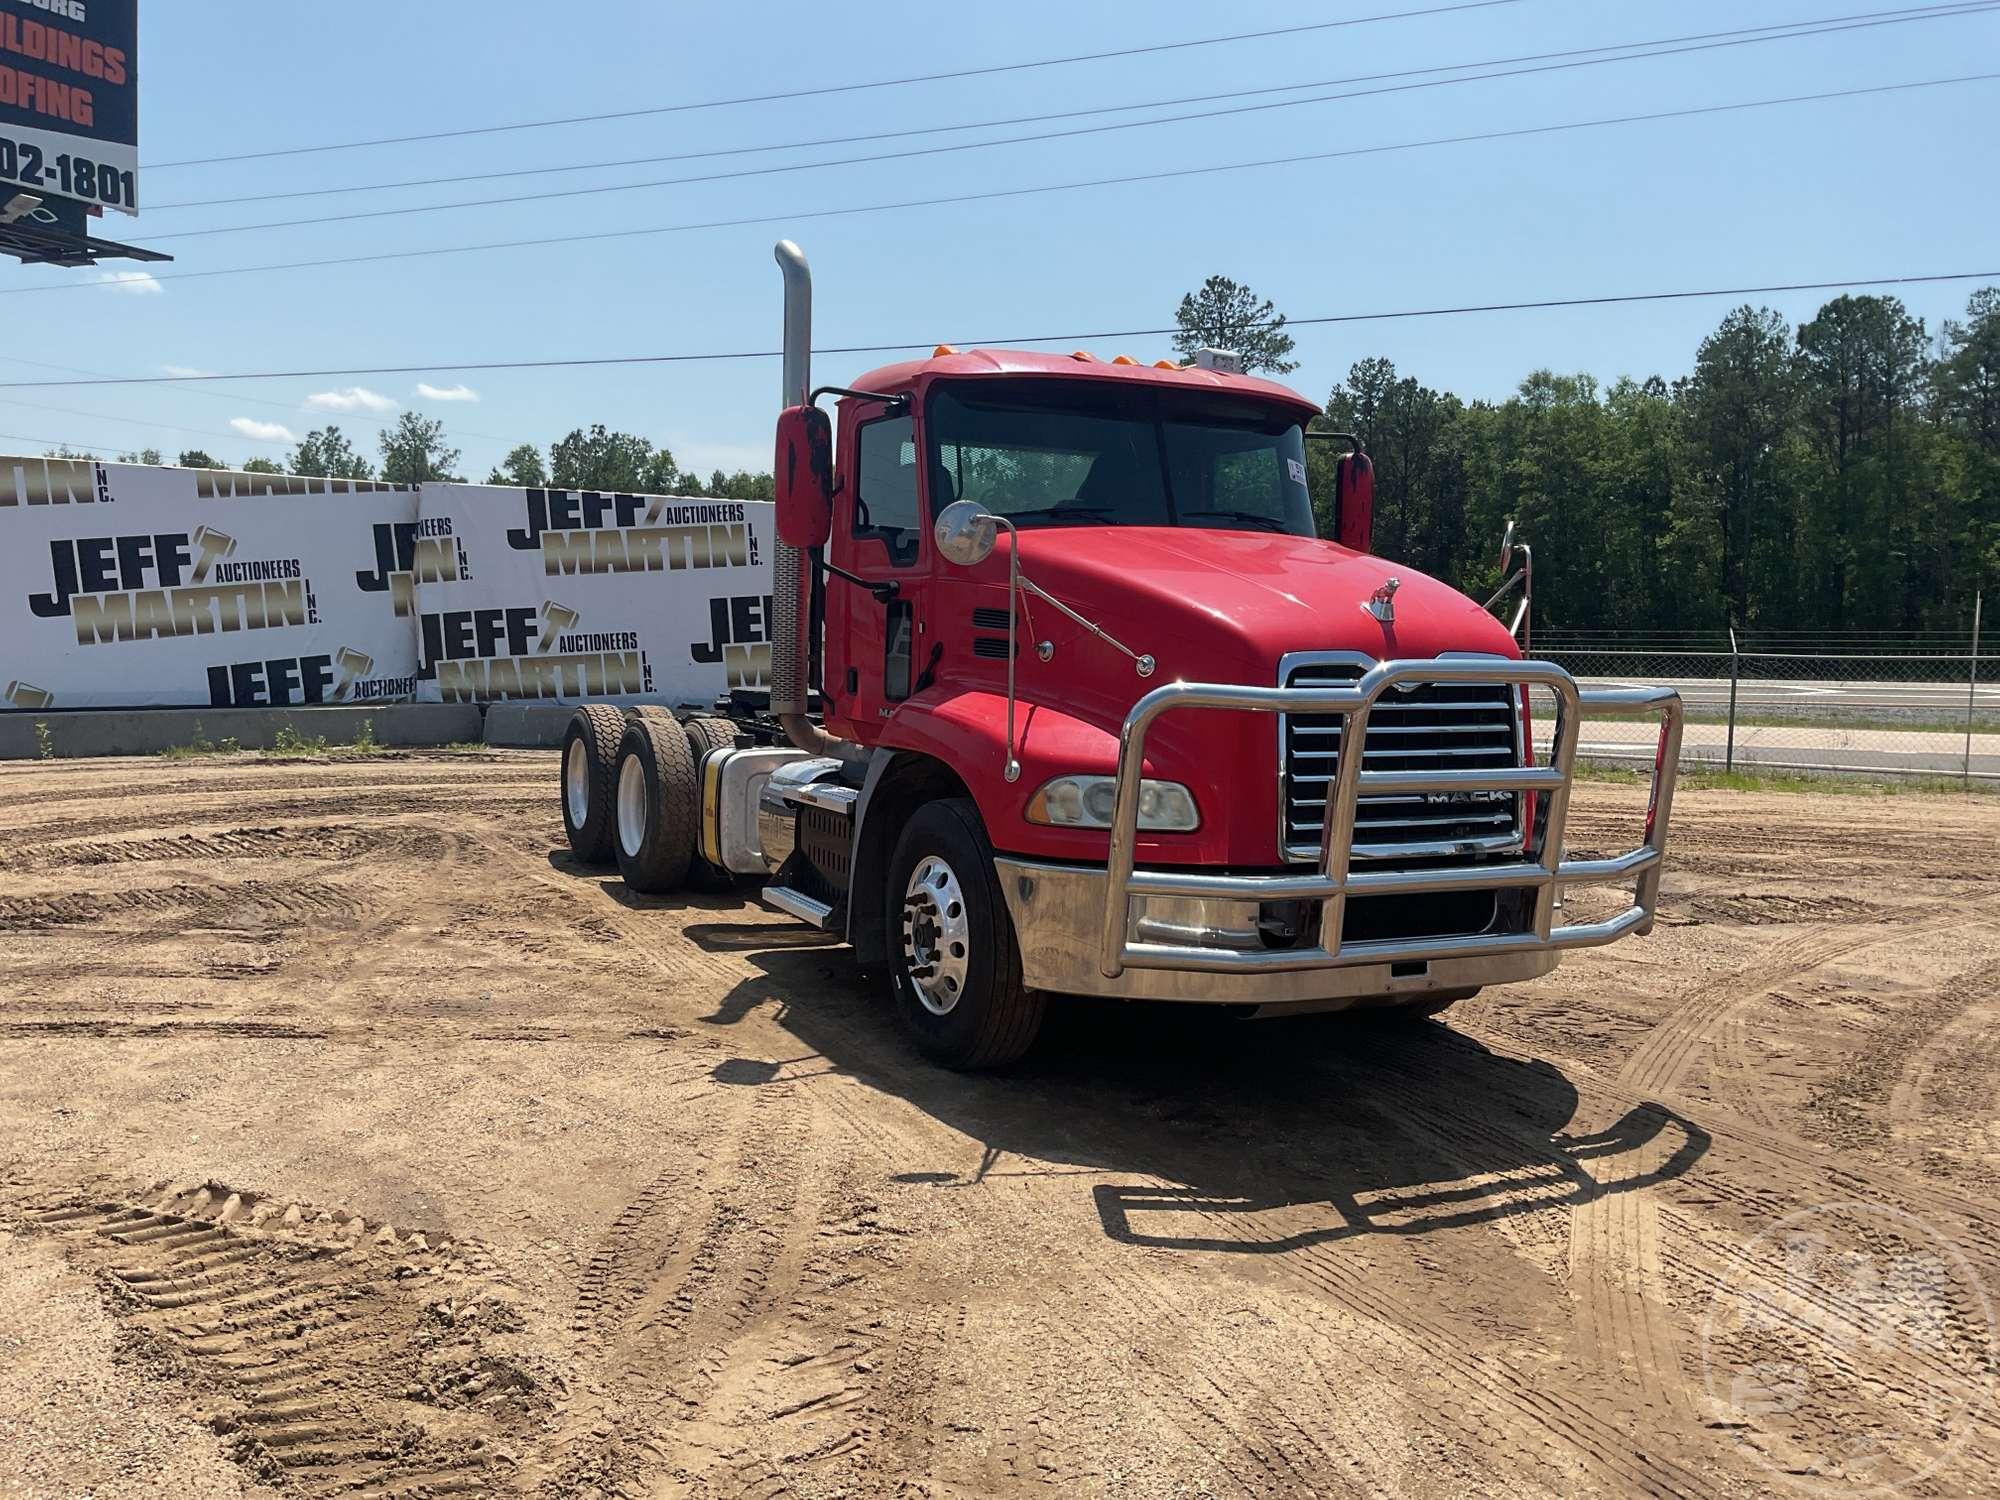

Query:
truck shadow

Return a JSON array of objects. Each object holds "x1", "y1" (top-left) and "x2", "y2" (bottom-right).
[{"x1": 678, "y1": 925, "x2": 1710, "y2": 1255}]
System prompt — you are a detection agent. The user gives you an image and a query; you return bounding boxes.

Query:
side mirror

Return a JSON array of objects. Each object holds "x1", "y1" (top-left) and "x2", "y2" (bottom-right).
[
  {"x1": 773, "y1": 404, "x2": 833, "y2": 548},
  {"x1": 933, "y1": 498, "x2": 999, "y2": 567},
  {"x1": 1334, "y1": 450, "x2": 1374, "y2": 555},
  {"x1": 1499, "y1": 518, "x2": 1517, "y2": 572}
]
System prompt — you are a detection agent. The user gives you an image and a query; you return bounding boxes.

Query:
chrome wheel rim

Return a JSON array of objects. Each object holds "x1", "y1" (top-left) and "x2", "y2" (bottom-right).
[
  {"x1": 564, "y1": 738, "x2": 589, "y2": 829},
  {"x1": 901, "y1": 855, "x2": 970, "y2": 1016},
  {"x1": 616, "y1": 755, "x2": 648, "y2": 858}
]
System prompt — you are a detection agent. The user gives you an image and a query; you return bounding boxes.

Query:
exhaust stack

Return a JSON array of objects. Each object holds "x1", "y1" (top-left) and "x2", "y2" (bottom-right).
[{"x1": 770, "y1": 241, "x2": 867, "y2": 768}]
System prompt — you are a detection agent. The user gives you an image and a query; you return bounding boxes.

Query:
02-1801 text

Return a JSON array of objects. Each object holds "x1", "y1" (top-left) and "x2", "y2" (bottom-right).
[{"x1": 0, "y1": 132, "x2": 134, "y2": 208}]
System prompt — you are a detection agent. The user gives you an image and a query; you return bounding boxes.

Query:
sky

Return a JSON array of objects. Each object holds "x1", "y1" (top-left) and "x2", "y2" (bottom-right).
[{"x1": 2, "y1": 0, "x2": 1996, "y2": 482}]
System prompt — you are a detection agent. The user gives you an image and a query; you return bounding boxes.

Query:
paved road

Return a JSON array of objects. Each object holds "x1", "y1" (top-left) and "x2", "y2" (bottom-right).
[
  {"x1": 1565, "y1": 673, "x2": 1997, "y2": 720},
  {"x1": 1539, "y1": 702, "x2": 1999, "y2": 781}
]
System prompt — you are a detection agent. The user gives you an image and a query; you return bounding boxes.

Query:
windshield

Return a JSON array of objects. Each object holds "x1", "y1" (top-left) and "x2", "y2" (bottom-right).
[{"x1": 927, "y1": 379, "x2": 1315, "y2": 538}]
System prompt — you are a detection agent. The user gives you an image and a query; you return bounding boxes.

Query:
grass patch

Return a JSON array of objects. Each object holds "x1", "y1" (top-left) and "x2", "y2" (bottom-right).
[
  {"x1": 160, "y1": 718, "x2": 392, "y2": 760},
  {"x1": 267, "y1": 723, "x2": 331, "y2": 758},
  {"x1": 160, "y1": 722, "x2": 243, "y2": 760}
]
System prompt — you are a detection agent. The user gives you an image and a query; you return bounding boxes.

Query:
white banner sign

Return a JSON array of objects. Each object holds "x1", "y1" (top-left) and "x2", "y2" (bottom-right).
[
  {"x1": 413, "y1": 483, "x2": 776, "y2": 708},
  {"x1": 0, "y1": 460, "x2": 780, "y2": 716},
  {"x1": 2, "y1": 456, "x2": 421, "y2": 711}
]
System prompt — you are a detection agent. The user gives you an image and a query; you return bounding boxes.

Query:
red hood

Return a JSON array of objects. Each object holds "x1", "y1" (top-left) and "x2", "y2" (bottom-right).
[
  {"x1": 891, "y1": 525, "x2": 1523, "y2": 867},
  {"x1": 1009, "y1": 526, "x2": 1519, "y2": 676}
]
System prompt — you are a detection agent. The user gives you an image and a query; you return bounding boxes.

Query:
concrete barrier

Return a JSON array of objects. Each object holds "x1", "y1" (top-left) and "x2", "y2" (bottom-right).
[
  {"x1": 0, "y1": 704, "x2": 483, "y2": 760},
  {"x1": 481, "y1": 703, "x2": 578, "y2": 748}
]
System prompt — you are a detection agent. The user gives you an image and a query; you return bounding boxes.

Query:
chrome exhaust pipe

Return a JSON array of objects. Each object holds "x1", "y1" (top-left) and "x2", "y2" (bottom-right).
[{"x1": 771, "y1": 241, "x2": 867, "y2": 768}]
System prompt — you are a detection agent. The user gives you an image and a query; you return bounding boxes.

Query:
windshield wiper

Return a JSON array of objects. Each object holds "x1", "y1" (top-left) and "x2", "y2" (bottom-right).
[{"x1": 1178, "y1": 510, "x2": 1289, "y2": 534}]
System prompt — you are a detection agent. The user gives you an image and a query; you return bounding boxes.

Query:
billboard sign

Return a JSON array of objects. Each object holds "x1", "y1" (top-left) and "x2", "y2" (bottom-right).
[{"x1": 0, "y1": 0, "x2": 139, "y2": 215}]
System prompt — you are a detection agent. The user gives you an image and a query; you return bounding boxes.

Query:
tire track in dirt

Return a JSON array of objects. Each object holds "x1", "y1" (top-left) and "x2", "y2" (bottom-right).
[
  {"x1": 15, "y1": 823, "x2": 396, "y2": 870},
  {"x1": 0, "y1": 880, "x2": 368, "y2": 931},
  {"x1": 1617, "y1": 904, "x2": 1992, "y2": 1103},
  {"x1": 543, "y1": 1073, "x2": 833, "y2": 1497},
  {"x1": 536, "y1": 832, "x2": 1630, "y2": 1495},
  {"x1": 1886, "y1": 956, "x2": 2000, "y2": 1146},
  {"x1": 1143, "y1": 1175, "x2": 1710, "y2": 1497},
  {"x1": 1566, "y1": 1108, "x2": 1694, "y2": 1429},
  {"x1": 807, "y1": 1040, "x2": 1590, "y2": 1495},
  {"x1": 0, "y1": 789, "x2": 547, "y2": 849},
  {"x1": 16, "y1": 1182, "x2": 521, "y2": 1498}
]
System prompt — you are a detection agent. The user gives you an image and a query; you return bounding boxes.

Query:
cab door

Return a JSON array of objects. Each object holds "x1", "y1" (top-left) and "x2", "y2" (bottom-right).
[{"x1": 825, "y1": 402, "x2": 928, "y2": 738}]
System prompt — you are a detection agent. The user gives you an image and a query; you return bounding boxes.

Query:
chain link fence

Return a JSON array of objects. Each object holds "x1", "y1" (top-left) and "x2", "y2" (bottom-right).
[{"x1": 1530, "y1": 606, "x2": 1994, "y2": 786}]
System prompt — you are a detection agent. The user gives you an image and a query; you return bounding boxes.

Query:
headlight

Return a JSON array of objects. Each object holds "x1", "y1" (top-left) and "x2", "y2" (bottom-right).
[{"x1": 1025, "y1": 775, "x2": 1200, "y2": 832}]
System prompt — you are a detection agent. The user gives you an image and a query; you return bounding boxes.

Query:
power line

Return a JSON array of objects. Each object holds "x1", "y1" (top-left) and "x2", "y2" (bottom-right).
[
  {"x1": 145, "y1": 0, "x2": 1530, "y2": 171},
  {"x1": 0, "y1": 353, "x2": 517, "y2": 443},
  {"x1": 2, "y1": 271, "x2": 1991, "y2": 391},
  {"x1": 146, "y1": 4, "x2": 2000, "y2": 242},
  {"x1": 0, "y1": 395, "x2": 291, "y2": 446},
  {"x1": 9, "y1": 73, "x2": 1993, "y2": 300},
  {"x1": 145, "y1": 2, "x2": 1995, "y2": 214}
]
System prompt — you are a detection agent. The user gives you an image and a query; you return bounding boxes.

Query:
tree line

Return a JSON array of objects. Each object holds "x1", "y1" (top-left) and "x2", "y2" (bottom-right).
[
  {"x1": 1179, "y1": 277, "x2": 1999, "y2": 636},
  {"x1": 67, "y1": 412, "x2": 774, "y2": 500}
]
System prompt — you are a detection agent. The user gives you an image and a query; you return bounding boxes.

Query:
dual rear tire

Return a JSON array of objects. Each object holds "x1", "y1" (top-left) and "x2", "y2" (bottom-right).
[{"x1": 561, "y1": 706, "x2": 733, "y2": 894}]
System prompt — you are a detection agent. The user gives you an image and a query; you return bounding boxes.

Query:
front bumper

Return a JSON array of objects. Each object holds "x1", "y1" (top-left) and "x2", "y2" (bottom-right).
[
  {"x1": 995, "y1": 857, "x2": 1560, "y2": 1005},
  {"x1": 999, "y1": 658, "x2": 1681, "y2": 1009}
]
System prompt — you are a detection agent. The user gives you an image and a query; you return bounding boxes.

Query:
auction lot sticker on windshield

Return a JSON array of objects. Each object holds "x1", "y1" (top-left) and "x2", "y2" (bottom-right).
[{"x1": 0, "y1": 0, "x2": 140, "y2": 214}]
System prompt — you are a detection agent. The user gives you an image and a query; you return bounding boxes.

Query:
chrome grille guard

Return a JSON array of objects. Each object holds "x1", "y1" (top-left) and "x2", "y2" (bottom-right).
[{"x1": 1099, "y1": 660, "x2": 1683, "y2": 980}]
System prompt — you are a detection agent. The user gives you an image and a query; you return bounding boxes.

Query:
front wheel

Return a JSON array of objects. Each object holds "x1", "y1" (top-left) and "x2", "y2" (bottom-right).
[{"x1": 885, "y1": 799, "x2": 1045, "y2": 1070}]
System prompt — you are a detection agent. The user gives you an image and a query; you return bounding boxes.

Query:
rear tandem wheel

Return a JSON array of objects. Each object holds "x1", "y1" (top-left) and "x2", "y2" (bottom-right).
[{"x1": 613, "y1": 715, "x2": 700, "y2": 894}]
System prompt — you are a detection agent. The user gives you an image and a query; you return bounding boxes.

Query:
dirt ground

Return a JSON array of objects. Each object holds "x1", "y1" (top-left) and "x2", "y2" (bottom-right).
[{"x1": 1, "y1": 751, "x2": 1997, "y2": 1499}]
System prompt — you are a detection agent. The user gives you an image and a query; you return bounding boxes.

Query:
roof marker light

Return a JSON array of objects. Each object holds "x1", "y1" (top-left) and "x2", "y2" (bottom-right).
[
  {"x1": 934, "y1": 344, "x2": 959, "y2": 357},
  {"x1": 1153, "y1": 359, "x2": 1179, "y2": 370},
  {"x1": 1112, "y1": 354, "x2": 1139, "y2": 366},
  {"x1": 1070, "y1": 350, "x2": 1096, "y2": 362}
]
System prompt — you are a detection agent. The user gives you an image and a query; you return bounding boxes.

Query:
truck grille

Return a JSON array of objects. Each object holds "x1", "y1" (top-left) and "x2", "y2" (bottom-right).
[{"x1": 1280, "y1": 657, "x2": 1524, "y2": 863}]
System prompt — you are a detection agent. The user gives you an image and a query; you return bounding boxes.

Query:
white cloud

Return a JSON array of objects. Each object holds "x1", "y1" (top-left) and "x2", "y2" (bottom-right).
[
  {"x1": 97, "y1": 271, "x2": 163, "y2": 296},
  {"x1": 414, "y1": 382, "x2": 480, "y2": 403},
  {"x1": 162, "y1": 363, "x2": 212, "y2": 378},
  {"x1": 230, "y1": 417, "x2": 295, "y2": 444},
  {"x1": 303, "y1": 385, "x2": 395, "y2": 414}
]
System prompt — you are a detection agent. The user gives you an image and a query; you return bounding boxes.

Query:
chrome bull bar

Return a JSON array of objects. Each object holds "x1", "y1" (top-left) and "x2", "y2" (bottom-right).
[{"x1": 1099, "y1": 660, "x2": 1683, "y2": 980}]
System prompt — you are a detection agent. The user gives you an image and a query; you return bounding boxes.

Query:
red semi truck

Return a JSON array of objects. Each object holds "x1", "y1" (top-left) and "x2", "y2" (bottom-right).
[{"x1": 558, "y1": 241, "x2": 1684, "y2": 1068}]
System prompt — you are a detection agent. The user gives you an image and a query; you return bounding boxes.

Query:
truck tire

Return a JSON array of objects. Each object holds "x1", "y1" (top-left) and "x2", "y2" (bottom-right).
[
  {"x1": 682, "y1": 715, "x2": 739, "y2": 892},
  {"x1": 886, "y1": 798, "x2": 1045, "y2": 1070},
  {"x1": 613, "y1": 716, "x2": 698, "y2": 895},
  {"x1": 561, "y1": 704, "x2": 627, "y2": 866}
]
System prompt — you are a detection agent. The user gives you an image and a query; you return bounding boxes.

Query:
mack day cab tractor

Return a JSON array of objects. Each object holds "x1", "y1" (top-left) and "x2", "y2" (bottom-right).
[{"x1": 556, "y1": 242, "x2": 1686, "y2": 1070}]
